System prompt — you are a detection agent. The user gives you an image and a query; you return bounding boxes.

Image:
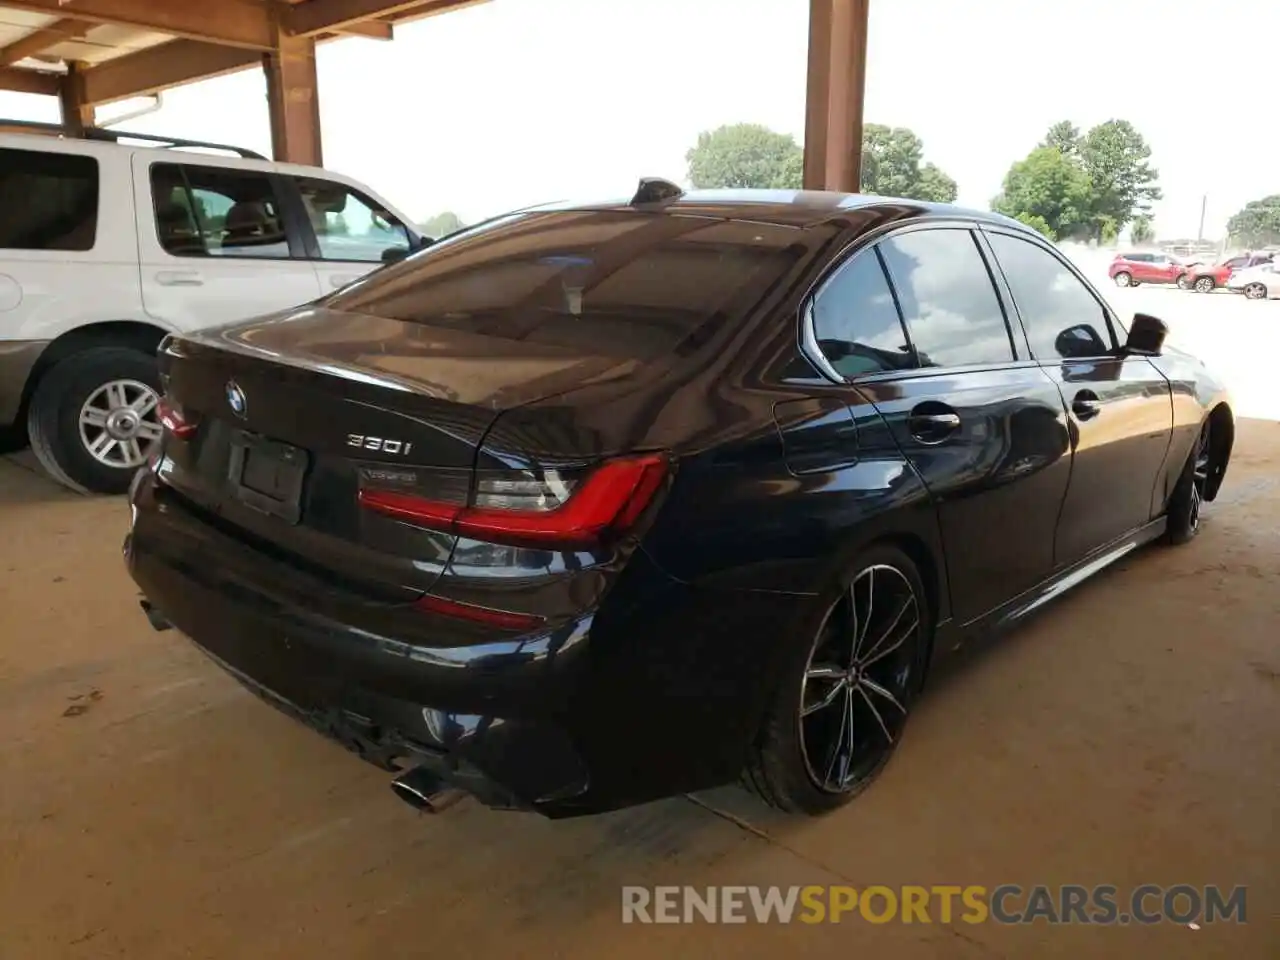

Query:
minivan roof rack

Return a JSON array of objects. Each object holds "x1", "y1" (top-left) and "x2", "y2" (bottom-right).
[
  {"x1": 630, "y1": 177, "x2": 685, "y2": 205},
  {"x1": 0, "y1": 118, "x2": 267, "y2": 160}
]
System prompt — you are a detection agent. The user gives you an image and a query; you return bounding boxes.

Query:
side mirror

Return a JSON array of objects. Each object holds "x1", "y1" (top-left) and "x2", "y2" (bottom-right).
[
  {"x1": 381, "y1": 247, "x2": 409, "y2": 264},
  {"x1": 1125, "y1": 312, "x2": 1167, "y2": 356}
]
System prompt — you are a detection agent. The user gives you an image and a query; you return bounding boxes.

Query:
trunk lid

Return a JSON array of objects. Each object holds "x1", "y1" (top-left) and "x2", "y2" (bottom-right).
[{"x1": 156, "y1": 305, "x2": 640, "y2": 601}]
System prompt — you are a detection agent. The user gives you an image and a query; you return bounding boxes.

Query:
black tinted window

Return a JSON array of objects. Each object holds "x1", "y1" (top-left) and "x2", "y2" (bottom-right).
[
  {"x1": 325, "y1": 210, "x2": 803, "y2": 362},
  {"x1": 0, "y1": 148, "x2": 98, "y2": 251},
  {"x1": 812, "y1": 249, "x2": 913, "y2": 377},
  {"x1": 151, "y1": 163, "x2": 291, "y2": 259},
  {"x1": 987, "y1": 233, "x2": 1115, "y2": 360},
  {"x1": 878, "y1": 229, "x2": 1014, "y2": 367}
]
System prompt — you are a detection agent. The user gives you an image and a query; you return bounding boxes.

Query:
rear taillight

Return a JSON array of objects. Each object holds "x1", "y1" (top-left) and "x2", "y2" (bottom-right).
[
  {"x1": 157, "y1": 397, "x2": 198, "y2": 439},
  {"x1": 358, "y1": 453, "x2": 669, "y2": 548}
]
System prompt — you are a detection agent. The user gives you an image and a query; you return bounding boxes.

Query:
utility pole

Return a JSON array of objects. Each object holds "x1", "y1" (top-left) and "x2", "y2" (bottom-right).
[{"x1": 1196, "y1": 194, "x2": 1207, "y2": 245}]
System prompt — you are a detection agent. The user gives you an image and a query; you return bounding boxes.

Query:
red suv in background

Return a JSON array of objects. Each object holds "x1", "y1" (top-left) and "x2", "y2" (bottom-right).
[
  {"x1": 1182, "y1": 252, "x2": 1275, "y2": 293},
  {"x1": 1108, "y1": 251, "x2": 1190, "y2": 288}
]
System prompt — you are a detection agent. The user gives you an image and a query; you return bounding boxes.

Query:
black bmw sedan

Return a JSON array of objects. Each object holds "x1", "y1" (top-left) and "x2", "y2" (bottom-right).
[{"x1": 125, "y1": 184, "x2": 1234, "y2": 818}]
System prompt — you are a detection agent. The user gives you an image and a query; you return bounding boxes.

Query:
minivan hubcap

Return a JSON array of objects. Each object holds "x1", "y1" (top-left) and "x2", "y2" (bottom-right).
[
  {"x1": 1245, "y1": 284, "x2": 1265, "y2": 300},
  {"x1": 799, "y1": 565, "x2": 920, "y2": 793},
  {"x1": 79, "y1": 380, "x2": 163, "y2": 469}
]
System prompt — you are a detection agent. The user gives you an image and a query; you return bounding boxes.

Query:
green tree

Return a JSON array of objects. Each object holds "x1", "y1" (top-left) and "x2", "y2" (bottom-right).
[
  {"x1": 1130, "y1": 215, "x2": 1155, "y2": 245},
  {"x1": 994, "y1": 119, "x2": 1161, "y2": 242},
  {"x1": 1226, "y1": 195, "x2": 1280, "y2": 247},
  {"x1": 1041, "y1": 120, "x2": 1081, "y2": 156},
  {"x1": 1012, "y1": 213, "x2": 1054, "y2": 239},
  {"x1": 1077, "y1": 119, "x2": 1161, "y2": 239},
  {"x1": 859, "y1": 124, "x2": 957, "y2": 202},
  {"x1": 992, "y1": 146, "x2": 1093, "y2": 240},
  {"x1": 419, "y1": 211, "x2": 466, "y2": 239},
  {"x1": 686, "y1": 123, "x2": 804, "y2": 189}
]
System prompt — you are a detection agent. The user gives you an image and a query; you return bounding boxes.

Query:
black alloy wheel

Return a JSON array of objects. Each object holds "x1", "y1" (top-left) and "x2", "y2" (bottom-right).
[
  {"x1": 1166, "y1": 420, "x2": 1212, "y2": 545},
  {"x1": 745, "y1": 546, "x2": 929, "y2": 814}
]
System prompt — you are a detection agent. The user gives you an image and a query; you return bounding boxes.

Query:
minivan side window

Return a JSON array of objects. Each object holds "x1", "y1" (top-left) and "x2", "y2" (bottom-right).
[
  {"x1": 811, "y1": 249, "x2": 915, "y2": 377},
  {"x1": 0, "y1": 148, "x2": 99, "y2": 252},
  {"x1": 293, "y1": 177, "x2": 411, "y2": 263},
  {"x1": 151, "y1": 163, "x2": 292, "y2": 259},
  {"x1": 878, "y1": 229, "x2": 1016, "y2": 368},
  {"x1": 986, "y1": 232, "x2": 1117, "y2": 360}
]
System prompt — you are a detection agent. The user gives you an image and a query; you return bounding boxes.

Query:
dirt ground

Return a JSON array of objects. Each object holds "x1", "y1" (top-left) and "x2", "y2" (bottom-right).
[{"x1": 1, "y1": 422, "x2": 1276, "y2": 960}]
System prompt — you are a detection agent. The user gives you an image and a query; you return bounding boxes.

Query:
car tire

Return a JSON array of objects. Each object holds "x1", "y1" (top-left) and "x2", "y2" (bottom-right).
[
  {"x1": 1194, "y1": 277, "x2": 1215, "y2": 293},
  {"x1": 1165, "y1": 421, "x2": 1212, "y2": 546},
  {"x1": 1113, "y1": 272, "x2": 1132, "y2": 287},
  {"x1": 27, "y1": 347, "x2": 163, "y2": 495},
  {"x1": 1177, "y1": 275, "x2": 1192, "y2": 290},
  {"x1": 744, "y1": 544, "x2": 931, "y2": 815},
  {"x1": 1243, "y1": 283, "x2": 1267, "y2": 300}
]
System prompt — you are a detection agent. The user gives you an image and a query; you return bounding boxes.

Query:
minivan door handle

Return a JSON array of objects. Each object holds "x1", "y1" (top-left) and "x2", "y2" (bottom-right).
[
  {"x1": 155, "y1": 270, "x2": 204, "y2": 287},
  {"x1": 1072, "y1": 390, "x2": 1102, "y2": 421},
  {"x1": 907, "y1": 403, "x2": 961, "y2": 444}
]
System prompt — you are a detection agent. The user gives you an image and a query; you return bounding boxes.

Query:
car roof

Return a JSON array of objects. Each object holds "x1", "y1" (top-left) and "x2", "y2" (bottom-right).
[{"x1": 526, "y1": 188, "x2": 1034, "y2": 234}]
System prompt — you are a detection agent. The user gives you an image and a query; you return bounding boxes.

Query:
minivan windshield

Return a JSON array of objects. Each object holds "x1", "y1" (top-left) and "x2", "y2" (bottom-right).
[{"x1": 322, "y1": 209, "x2": 804, "y2": 361}]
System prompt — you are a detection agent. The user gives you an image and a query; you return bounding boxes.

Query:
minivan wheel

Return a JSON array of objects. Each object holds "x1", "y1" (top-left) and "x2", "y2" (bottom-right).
[
  {"x1": 1243, "y1": 283, "x2": 1267, "y2": 300},
  {"x1": 744, "y1": 545, "x2": 930, "y2": 814},
  {"x1": 1113, "y1": 272, "x2": 1132, "y2": 287},
  {"x1": 1165, "y1": 420, "x2": 1212, "y2": 545},
  {"x1": 27, "y1": 347, "x2": 163, "y2": 494}
]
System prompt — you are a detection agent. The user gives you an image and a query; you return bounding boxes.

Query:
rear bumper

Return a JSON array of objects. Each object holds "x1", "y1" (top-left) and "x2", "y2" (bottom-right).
[
  {"x1": 0, "y1": 339, "x2": 47, "y2": 426},
  {"x1": 124, "y1": 469, "x2": 804, "y2": 816}
]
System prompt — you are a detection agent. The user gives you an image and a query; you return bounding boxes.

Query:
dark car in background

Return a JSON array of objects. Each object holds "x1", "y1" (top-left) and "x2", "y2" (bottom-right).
[
  {"x1": 1108, "y1": 250, "x2": 1191, "y2": 287},
  {"x1": 1182, "y1": 252, "x2": 1275, "y2": 293},
  {"x1": 124, "y1": 186, "x2": 1235, "y2": 818}
]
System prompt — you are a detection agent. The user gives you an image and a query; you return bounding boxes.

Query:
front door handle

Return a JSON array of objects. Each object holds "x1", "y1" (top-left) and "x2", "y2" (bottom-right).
[
  {"x1": 907, "y1": 403, "x2": 961, "y2": 444},
  {"x1": 155, "y1": 270, "x2": 203, "y2": 287},
  {"x1": 1072, "y1": 390, "x2": 1101, "y2": 421}
]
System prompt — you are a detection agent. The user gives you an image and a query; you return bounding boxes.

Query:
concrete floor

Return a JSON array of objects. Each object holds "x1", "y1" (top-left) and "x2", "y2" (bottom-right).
[{"x1": 1, "y1": 292, "x2": 1277, "y2": 959}]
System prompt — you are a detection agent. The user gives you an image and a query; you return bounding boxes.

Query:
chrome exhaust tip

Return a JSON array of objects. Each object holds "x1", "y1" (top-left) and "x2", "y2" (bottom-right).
[
  {"x1": 391, "y1": 766, "x2": 467, "y2": 814},
  {"x1": 139, "y1": 599, "x2": 172, "y2": 632}
]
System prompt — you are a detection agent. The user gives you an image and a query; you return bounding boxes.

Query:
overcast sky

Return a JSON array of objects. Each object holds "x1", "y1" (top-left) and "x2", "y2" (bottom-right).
[{"x1": 3, "y1": 0, "x2": 1275, "y2": 237}]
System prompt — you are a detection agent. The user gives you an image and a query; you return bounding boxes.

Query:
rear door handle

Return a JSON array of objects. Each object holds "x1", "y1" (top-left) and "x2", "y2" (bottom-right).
[
  {"x1": 1072, "y1": 390, "x2": 1101, "y2": 421},
  {"x1": 907, "y1": 404, "x2": 961, "y2": 444},
  {"x1": 155, "y1": 270, "x2": 204, "y2": 287}
]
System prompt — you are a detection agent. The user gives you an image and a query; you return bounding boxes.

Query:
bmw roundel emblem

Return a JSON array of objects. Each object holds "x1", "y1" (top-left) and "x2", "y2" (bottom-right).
[{"x1": 226, "y1": 380, "x2": 248, "y2": 419}]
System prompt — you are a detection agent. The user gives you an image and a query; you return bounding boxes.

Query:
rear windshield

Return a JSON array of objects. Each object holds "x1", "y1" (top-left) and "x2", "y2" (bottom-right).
[{"x1": 323, "y1": 209, "x2": 804, "y2": 361}]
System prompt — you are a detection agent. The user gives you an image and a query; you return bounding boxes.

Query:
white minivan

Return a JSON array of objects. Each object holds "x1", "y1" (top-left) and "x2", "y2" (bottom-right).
[{"x1": 0, "y1": 125, "x2": 426, "y2": 493}]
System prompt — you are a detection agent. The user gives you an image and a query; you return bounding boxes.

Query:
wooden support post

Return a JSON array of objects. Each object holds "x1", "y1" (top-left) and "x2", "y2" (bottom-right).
[
  {"x1": 264, "y1": 32, "x2": 322, "y2": 166},
  {"x1": 803, "y1": 0, "x2": 869, "y2": 193},
  {"x1": 59, "y1": 62, "x2": 95, "y2": 134}
]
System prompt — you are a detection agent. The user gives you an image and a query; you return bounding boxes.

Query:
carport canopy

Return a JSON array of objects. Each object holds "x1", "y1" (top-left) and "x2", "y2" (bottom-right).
[{"x1": 0, "y1": 0, "x2": 868, "y2": 188}]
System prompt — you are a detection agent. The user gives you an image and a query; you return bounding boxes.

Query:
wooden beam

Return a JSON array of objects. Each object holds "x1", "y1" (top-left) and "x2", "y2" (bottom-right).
[
  {"x1": 803, "y1": 0, "x2": 869, "y2": 192},
  {"x1": 285, "y1": 0, "x2": 483, "y2": 38},
  {"x1": 264, "y1": 33, "x2": 322, "y2": 166},
  {"x1": 0, "y1": 64, "x2": 59, "y2": 95},
  {"x1": 0, "y1": 19, "x2": 91, "y2": 68},
  {"x1": 81, "y1": 39, "x2": 260, "y2": 105},
  {"x1": 59, "y1": 61, "x2": 94, "y2": 132},
  {"x1": 335, "y1": 20, "x2": 394, "y2": 40},
  {"x1": 0, "y1": 0, "x2": 274, "y2": 51}
]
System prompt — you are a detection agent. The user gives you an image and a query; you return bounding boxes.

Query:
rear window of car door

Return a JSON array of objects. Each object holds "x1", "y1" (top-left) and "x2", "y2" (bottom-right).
[
  {"x1": 986, "y1": 232, "x2": 1117, "y2": 360},
  {"x1": 0, "y1": 147, "x2": 99, "y2": 252},
  {"x1": 292, "y1": 177, "x2": 412, "y2": 263},
  {"x1": 150, "y1": 163, "x2": 292, "y2": 259},
  {"x1": 876, "y1": 228, "x2": 1017, "y2": 368},
  {"x1": 810, "y1": 248, "x2": 915, "y2": 377}
]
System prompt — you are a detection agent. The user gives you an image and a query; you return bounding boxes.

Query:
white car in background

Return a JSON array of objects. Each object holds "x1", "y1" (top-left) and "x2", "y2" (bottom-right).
[
  {"x1": 1225, "y1": 262, "x2": 1280, "y2": 300},
  {"x1": 1, "y1": 123, "x2": 427, "y2": 493}
]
